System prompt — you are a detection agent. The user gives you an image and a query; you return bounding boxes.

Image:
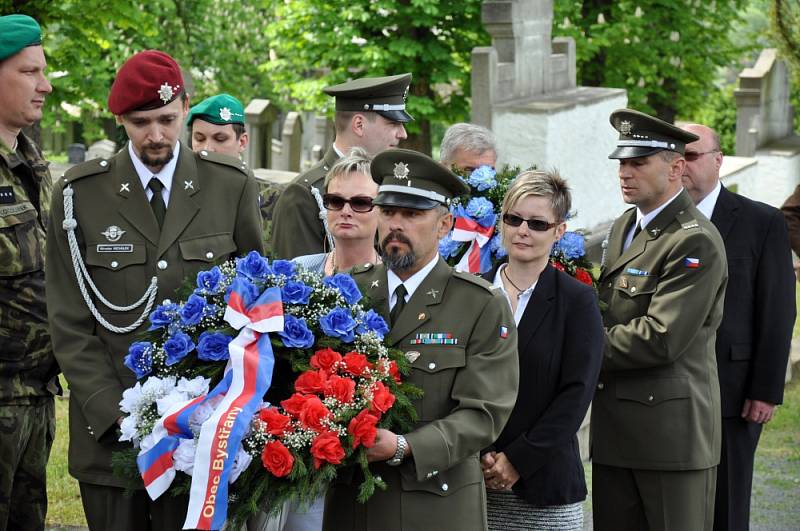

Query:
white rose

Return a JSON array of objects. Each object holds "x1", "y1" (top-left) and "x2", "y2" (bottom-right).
[
  {"x1": 173, "y1": 438, "x2": 197, "y2": 475},
  {"x1": 228, "y1": 445, "x2": 253, "y2": 484}
]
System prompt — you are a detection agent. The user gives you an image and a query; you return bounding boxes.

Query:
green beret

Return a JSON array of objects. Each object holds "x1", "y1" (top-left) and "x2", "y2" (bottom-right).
[
  {"x1": 187, "y1": 93, "x2": 245, "y2": 126},
  {"x1": 0, "y1": 14, "x2": 42, "y2": 62}
]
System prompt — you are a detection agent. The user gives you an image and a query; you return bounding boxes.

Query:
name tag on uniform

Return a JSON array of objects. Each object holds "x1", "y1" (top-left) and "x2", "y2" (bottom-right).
[
  {"x1": 0, "y1": 186, "x2": 16, "y2": 204},
  {"x1": 96, "y1": 244, "x2": 134, "y2": 253}
]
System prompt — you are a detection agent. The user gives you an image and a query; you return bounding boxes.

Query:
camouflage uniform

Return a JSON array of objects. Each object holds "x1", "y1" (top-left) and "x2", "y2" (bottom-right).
[{"x1": 0, "y1": 133, "x2": 59, "y2": 531}]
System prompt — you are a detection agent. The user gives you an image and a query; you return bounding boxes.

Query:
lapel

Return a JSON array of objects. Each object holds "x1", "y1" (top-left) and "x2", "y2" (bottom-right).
[
  {"x1": 363, "y1": 266, "x2": 391, "y2": 323},
  {"x1": 310, "y1": 146, "x2": 341, "y2": 189},
  {"x1": 710, "y1": 185, "x2": 739, "y2": 241},
  {"x1": 602, "y1": 208, "x2": 636, "y2": 276},
  {"x1": 114, "y1": 148, "x2": 159, "y2": 246},
  {"x1": 387, "y1": 257, "x2": 450, "y2": 346},
  {"x1": 157, "y1": 146, "x2": 201, "y2": 258},
  {"x1": 517, "y1": 264, "x2": 556, "y2": 355}
]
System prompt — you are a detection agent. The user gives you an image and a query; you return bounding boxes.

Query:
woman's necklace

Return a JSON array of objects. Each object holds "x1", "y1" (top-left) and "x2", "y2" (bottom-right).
[{"x1": 502, "y1": 266, "x2": 534, "y2": 297}]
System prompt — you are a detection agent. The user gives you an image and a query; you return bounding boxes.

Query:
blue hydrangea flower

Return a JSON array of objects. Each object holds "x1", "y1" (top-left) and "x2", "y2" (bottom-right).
[
  {"x1": 163, "y1": 331, "x2": 195, "y2": 366},
  {"x1": 356, "y1": 309, "x2": 390, "y2": 340},
  {"x1": 196, "y1": 331, "x2": 233, "y2": 362},
  {"x1": 281, "y1": 280, "x2": 313, "y2": 305},
  {"x1": 465, "y1": 197, "x2": 497, "y2": 228},
  {"x1": 320, "y1": 307, "x2": 358, "y2": 343},
  {"x1": 323, "y1": 274, "x2": 362, "y2": 305},
  {"x1": 124, "y1": 341, "x2": 153, "y2": 379},
  {"x1": 466, "y1": 165, "x2": 497, "y2": 192},
  {"x1": 271, "y1": 259, "x2": 296, "y2": 278},
  {"x1": 194, "y1": 266, "x2": 224, "y2": 295},
  {"x1": 148, "y1": 302, "x2": 179, "y2": 331},
  {"x1": 439, "y1": 234, "x2": 463, "y2": 259},
  {"x1": 236, "y1": 251, "x2": 271, "y2": 281},
  {"x1": 179, "y1": 294, "x2": 208, "y2": 327},
  {"x1": 278, "y1": 315, "x2": 315, "y2": 349},
  {"x1": 552, "y1": 231, "x2": 585, "y2": 260},
  {"x1": 489, "y1": 234, "x2": 507, "y2": 259}
]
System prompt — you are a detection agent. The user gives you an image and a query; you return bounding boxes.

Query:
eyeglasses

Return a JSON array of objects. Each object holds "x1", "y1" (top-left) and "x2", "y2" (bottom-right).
[
  {"x1": 322, "y1": 194, "x2": 375, "y2": 212},
  {"x1": 684, "y1": 150, "x2": 719, "y2": 162},
  {"x1": 502, "y1": 213, "x2": 559, "y2": 232}
]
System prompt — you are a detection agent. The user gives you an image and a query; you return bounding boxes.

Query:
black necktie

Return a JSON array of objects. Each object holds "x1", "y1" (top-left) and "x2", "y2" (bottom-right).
[
  {"x1": 632, "y1": 222, "x2": 642, "y2": 240},
  {"x1": 390, "y1": 284, "x2": 408, "y2": 325},
  {"x1": 148, "y1": 178, "x2": 166, "y2": 228}
]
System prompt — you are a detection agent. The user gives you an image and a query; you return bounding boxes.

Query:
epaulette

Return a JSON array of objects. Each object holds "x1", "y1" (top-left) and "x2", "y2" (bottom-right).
[
  {"x1": 675, "y1": 209, "x2": 701, "y2": 232},
  {"x1": 61, "y1": 158, "x2": 111, "y2": 185},
  {"x1": 195, "y1": 149, "x2": 248, "y2": 175},
  {"x1": 452, "y1": 270, "x2": 495, "y2": 293}
]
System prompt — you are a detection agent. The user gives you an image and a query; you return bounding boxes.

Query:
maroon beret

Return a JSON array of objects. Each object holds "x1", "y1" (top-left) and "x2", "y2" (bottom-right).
[{"x1": 108, "y1": 50, "x2": 184, "y2": 115}]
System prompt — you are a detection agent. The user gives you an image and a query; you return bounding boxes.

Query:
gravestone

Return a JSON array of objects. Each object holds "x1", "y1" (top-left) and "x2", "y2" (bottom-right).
[
  {"x1": 86, "y1": 139, "x2": 117, "y2": 161},
  {"x1": 67, "y1": 143, "x2": 86, "y2": 164},
  {"x1": 245, "y1": 99, "x2": 279, "y2": 169}
]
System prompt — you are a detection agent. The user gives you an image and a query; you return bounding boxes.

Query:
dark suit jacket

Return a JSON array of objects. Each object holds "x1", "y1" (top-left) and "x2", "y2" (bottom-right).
[
  {"x1": 482, "y1": 263, "x2": 603, "y2": 506},
  {"x1": 712, "y1": 186, "x2": 795, "y2": 417}
]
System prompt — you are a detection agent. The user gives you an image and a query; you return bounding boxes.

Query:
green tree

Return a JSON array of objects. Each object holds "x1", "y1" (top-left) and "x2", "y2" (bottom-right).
[
  {"x1": 772, "y1": 0, "x2": 800, "y2": 131},
  {"x1": 261, "y1": 0, "x2": 488, "y2": 155}
]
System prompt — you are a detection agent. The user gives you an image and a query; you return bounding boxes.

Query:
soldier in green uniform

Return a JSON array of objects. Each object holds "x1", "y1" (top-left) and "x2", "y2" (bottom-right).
[
  {"x1": 46, "y1": 50, "x2": 263, "y2": 531},
  {"x1": 187, "y1": 93, "x2": 248, "y2": 158},
  {"x1": 323, "y1": 149, "x2": 519, "y2": 531},
  {"x1": 0, "y1": 14, "x2": 59, "y2": 531},
  {"x1": 270, "y1": 73, "x2": 412, "y2": 259},
  {"x1": 592, "y1": 109, "x2": 727, "y2": 531}
]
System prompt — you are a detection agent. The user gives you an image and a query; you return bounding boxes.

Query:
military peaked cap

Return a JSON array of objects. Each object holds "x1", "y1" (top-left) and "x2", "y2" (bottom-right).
[
  {"x1": 608, "y1": 108, "x2": 699, "y2": 159},
  {"x1": 324, "y1": 73, "x2": 413, "y2": 123}
]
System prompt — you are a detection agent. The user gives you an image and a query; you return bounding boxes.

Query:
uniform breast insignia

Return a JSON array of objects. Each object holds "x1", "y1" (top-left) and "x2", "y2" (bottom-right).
[
  {"x1": 119, "y1": 182, "x2": 130, "y2": 193},
  {"x1": 625, "y1": 267, "x2": 649, "y2": 276},
  {"x1": 405, "y1": 351, "x2": 421, "y2": 363},
  {"x1": 619, "y1": 276, "x2": 629, "y2": 289},
  {"x1": 0, "y1": 186, "x2": 15, "y2": 204},
  {"x1": 410, "y1": 333, "x2": 458, "y2": 345},
  {"x1": 101, "y1": 225, "x2": 126, "y2": 242},
  {"x1": 184, "y1": 180, "x2": 194, "y2": 190}
]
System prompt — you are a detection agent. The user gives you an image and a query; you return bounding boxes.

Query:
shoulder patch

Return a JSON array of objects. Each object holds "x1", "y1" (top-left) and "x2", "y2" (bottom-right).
[
  {"x1": 452, "y1": 270, "x2": 495, "y2": 293},
  {"x1": 196, "y1": 150, "x2": 248, "y2": 175},
  {"x1": 63, "y1": 158, "x2": 110, "y2": 184},
  {"x1": 675, "y1": 209, "x2": 701, "y2": 231}
]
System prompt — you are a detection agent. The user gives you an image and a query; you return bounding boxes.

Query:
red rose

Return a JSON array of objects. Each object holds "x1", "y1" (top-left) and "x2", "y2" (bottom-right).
[
  {"x1": 388, "y1": 360, "x2": 401, "y2": 384},
  {"x1": 261, "y1": 440, "x2": 294, "y2": 477},
  {"x1": 281, "y1": 393, "x2": 310, "y2": 417},
  {"x1": 551, "y1": 260, "x2": 565, "y2": 272},
  {"x1": 370, "y1": 381, "x2": 396, "y2": 414},
  {"x1": 299, "y1": 396, "x2": 332, "y2": 431},
  {"x1": 324, "y1": 374, "x2": 356, "y2": 404},
  {"x1": 311, "y1": 430, "x2": 345, "y2": 469},
  {"x1": 348, "y1": 409, "x2": 379, "y2": 449},
  {"x1": 575, "y1": 267, "x2": 594, "y2": 286},
  {"x1": 342, "y1": 352, "x2": 371, "y2": 376},
  {"x1": 294, "y1": 370, "x2": 328, "y2": 394},
  {"x1": 259, "y1": 407, "x2": 292, "y2": 436},
  {"x1": 310, "y1": 348, "x2": 342, "y2": 374}
]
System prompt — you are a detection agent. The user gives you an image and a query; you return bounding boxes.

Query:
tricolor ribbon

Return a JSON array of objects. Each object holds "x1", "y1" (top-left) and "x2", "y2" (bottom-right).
[{"x1": 452, "y1": 216, "x2": 495, "y2": 273}]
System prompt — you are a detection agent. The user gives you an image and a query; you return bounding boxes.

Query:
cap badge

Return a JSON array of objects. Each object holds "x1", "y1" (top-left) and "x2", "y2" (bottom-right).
[
  {"x1": 219, "y1": 107, "x2": 232, "y2": 121},
  {"x1": 158, "y1": 83, "x2": 179, "y2": 104},
  {"x1": 393, "y1": 162, "x2": 410, "y2": 180},
  {"x1": 403, "y1": 85, "x2": 409, "y2": 101},
  {"x1": 102, "y1": 225, "x2": 126, "y2": 242},
  {"x1": 620, "y1": 120, "x2": 633, "y2": 135}
]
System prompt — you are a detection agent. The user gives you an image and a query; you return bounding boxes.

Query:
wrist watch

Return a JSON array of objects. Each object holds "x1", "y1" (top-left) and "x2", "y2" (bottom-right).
[{"x1": 386, "y1": 434, "x2": 407, "y2": 466}]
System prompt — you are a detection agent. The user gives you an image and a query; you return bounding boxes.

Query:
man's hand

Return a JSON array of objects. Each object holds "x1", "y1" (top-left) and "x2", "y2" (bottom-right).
[
  {"x1": 365, "y1": 428, "x2": 412, "y2": 462},
  {"x1": 741, "y1": 399, "x2": 776, "y2": 424},
  {"x1": 481, "y1": 451, "x2": 520, "y2": 491}
]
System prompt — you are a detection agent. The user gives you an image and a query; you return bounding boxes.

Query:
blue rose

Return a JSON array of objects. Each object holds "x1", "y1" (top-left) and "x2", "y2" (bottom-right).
[
  {"x1": 489, "y1": 234, "x2": 507, "y2": 259},
  {"x1": 552, "y1": 231, "x2": 585, "y2": 260},
  {"x1": 466, "y1": 165, "x2": 497, "y2": 192},
  {"x1": 196, "y1": 331, "x2": 233, "y2": 362},
  {"x1": 236, "y1": 251, "x2": 271, "y2": 280},
  {"x1": 124, "y1": 341, "x2": 153, "y2": 379},
  {"x1": 271, "y1": 259, "x2": 296, "y2": 278},
  {"x1": 465, "y1": 197, "x2": 497, "y2": 228},
  {"x1": 179, "y1": 294, "x2": 208, "y2": 327},
  {"x1": 148, "y1": 302, "x2": 179, "y2": 330},
  {"x1": 163, "y1": 331, "x2": 195, "y2": 366},
  {"x1": 225, "y1": 277, "x2": 260, "y2": 308},
  {"x1": 356, "y1": 309, "x2": 390, "y2": 340},
  {"x1": 320, "y1": 307, "x2": 358, "y2": 343},
  {"x1": 323, "y1": 273, "x2": 362, "y2": 305},
  {"x1": 282, "y1": 280, "x2": 313, "y2": 305},
  {"x1": 278, "y1": 315, "x2": 315, "y2": 349},
  {"x1": 195, "y1": 266, "x2": 224, "y2": 295},
  {"x1": 439, "y1": 234, "x2": 462, "y2": 259}
]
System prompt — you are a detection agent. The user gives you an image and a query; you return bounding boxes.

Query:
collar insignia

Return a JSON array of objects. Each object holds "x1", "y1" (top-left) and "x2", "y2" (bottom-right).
[
  {"x1": 393, "y1": 162, "x2": 410, "y2": 180},
  {"x1": 102, "y1": 225, "x2": 126, "y2": 242},
  {"x1": 120, "y1": 182, "x2": 130, "y2": 193},
  {"x1": 426, "y1": 288, "x2": 438, "y2": 299},
  {"x1": 184, "y1": 180, "x2": 194, "y2": 190},
  {"x1": 371, "y1": 279, "x2": 380, "y2": 288}
]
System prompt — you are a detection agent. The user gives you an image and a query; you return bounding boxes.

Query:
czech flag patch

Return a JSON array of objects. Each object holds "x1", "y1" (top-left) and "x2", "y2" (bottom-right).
[
  {"x1": 500, "y1": 326, "x2": 509, "y2": 339},
  {"x1": 684, "y1": 257, "x2": 700, "y2": 269}
]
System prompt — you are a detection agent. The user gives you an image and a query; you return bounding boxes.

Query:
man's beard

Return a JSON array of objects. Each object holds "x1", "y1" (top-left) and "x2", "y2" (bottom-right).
[
  {"x1": 140, "y1": 143, "x2": 174, "y2": 168},
  {"x1": 380, "y1": 231, "x2": 417, "y2": 272}
]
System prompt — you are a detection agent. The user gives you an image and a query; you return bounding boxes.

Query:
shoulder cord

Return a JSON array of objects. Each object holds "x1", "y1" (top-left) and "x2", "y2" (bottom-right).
[
  {"x1": 310, "y1": 185, "x2": 335, "y2": 252},
  {"x1": 600, "y1": 222, "x2": 614, "y2": 270},
  {"x1": 61, "y1": 186, "x2": 159, "y2": 334}
]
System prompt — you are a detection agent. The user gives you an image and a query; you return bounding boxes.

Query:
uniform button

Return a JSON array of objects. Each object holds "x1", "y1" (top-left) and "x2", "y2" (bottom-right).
[
  {"x1": 426, "y1": 472, "x2": 433, "y2": 479},
  {"x1": 110, "y1": 260, "x2": 119, "y2": 268},
  {"x1": 157, "y1": 260, "x2": 168, "y2": 270},
  {"x1": 205, "y1": 251, "x2": 214, "y2": 260},
  {"x1": 200, "y1": 150, "x2": 208, "y2": 156},
  {"x1": 597, "y1": 382, "x2": 604, "y2": 390},
  {"x1": 99, "y1": 160, "x2": 108, "y2": 167},
  {"x1": 630, "y1": 286, "x2": 637, "y2": 293},
  {"x1": 428, "y1": 362, "x2": 436, "y2": 370},
  {"x1": 648, "y1": 394, "x2": 654, "y2": 401},
  {"x1": 441, "y1": 483, "x2": 449, "y2": 492}
]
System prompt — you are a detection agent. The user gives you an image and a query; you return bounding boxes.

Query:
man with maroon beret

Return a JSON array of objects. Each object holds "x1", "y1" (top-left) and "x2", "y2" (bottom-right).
[{"x1": 46, "y1": 50, "x2": 263, "y2": 530}]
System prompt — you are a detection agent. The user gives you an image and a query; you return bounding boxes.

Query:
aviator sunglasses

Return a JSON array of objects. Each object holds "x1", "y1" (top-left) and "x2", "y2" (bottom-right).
[
  {"x1": 502, "y1": 213, "x2": 559, "y2": 232},
  {"x1": 322, "y1": 194, "x2": 375, "y2": 213}
]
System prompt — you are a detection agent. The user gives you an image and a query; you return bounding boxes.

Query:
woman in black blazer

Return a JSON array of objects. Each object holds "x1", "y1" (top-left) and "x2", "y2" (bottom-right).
[{"x1": 481, "y1": 170, "x2": 603, "y2": 530}]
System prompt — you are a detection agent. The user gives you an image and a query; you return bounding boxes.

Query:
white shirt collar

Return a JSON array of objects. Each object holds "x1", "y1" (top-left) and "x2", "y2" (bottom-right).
[
  {"x1": 624, "y1": 187, "x2": 684, "y2": 250},
  {"x1": 492, "y1": 263, "x2": 537, "y2": 326},
  {"x1": 387, "y1": 254, "x2": 440, "y2": 310},
  {"x1": 129, "y1": 140, "x2": 181, "y2": 206},
  {"x1": 695, "y1": 181, "x2": 722, "y2": 220},
  {"x1": 331, "y1": 142, "x2": 346, "y2": 158}
]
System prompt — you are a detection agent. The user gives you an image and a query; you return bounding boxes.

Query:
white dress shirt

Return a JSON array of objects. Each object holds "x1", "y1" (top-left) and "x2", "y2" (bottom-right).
[
  {"x1": 695, "y1": 181, "x2": 722, "y2": 220},
  {"x1": 387, "y1": 255, "x2": 440, "y2": 311},
  {"x1": 129, "y1": 140, "x2": 181, "y2": 207},
  {"x1": 492, "y1": 263, "x2": 537, "y2": 326},
  {"x1": 624, "y1": 187, "x2": 684, "y2": 250}
]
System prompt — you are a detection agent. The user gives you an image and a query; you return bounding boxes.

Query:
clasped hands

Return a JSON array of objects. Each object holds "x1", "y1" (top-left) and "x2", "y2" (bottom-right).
[{"x1": 481, "y1": 451, "x2": 519, "y2": 491}]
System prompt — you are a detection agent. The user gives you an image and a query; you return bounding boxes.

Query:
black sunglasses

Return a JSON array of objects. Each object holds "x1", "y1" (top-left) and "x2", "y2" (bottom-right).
[
  {"x1": 684, "y1": 149, "x2": 719, "y2": 162},
  {"x1": 502, "y1": 213, "x2": 558, "y2": 232},
  {"x1": 322, "y1": 194, "x2": 375, "y2": 213}
]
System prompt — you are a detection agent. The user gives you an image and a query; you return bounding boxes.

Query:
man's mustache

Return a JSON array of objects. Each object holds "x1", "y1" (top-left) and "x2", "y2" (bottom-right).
[{"x1": 381, "y1": 231, "x2": 412, "y2": 249}]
